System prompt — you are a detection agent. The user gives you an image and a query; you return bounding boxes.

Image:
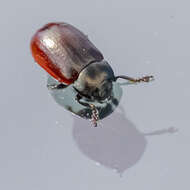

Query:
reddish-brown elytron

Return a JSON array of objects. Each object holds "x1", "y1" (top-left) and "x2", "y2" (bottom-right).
[{"x1": 30, "y1": 22, "x2": 103, "y2": 84}]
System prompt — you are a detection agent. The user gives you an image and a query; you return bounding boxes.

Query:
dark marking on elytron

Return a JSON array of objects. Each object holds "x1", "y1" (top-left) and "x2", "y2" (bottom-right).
[
  {"x1": 88, "y1": 47, "x2": 104, "y2": 60},
  {"x1": 65, "y1": 43, "x2": 87, "y2": 65}
]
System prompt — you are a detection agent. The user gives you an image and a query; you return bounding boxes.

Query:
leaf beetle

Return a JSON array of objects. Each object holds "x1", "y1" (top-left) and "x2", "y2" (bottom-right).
[{"x1": 30, "y1": 22, "x2": 154, "y2": 127}]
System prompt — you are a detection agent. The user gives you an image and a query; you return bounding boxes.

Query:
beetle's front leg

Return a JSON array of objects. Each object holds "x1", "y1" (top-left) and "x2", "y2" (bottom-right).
[
  {"x1": 47, "y1": 83, "x2": 67, "y2": 90},
  {"x1": 75, "y1": 94, "x2": 99, "y2": 127}
]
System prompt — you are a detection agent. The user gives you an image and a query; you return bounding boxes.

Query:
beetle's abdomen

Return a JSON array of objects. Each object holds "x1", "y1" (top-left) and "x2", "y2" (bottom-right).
[{"x1": 30, "y1": 23, "x2": 104, "y2": 84}]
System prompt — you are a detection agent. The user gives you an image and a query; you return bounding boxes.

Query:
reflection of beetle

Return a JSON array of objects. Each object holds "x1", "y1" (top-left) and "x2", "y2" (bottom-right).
[{"x1": 30, "y1": 22, "x2": 153, "y2": 126}]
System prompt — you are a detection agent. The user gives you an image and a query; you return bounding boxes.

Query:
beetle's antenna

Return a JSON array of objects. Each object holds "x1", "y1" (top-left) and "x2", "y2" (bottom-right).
[{"x1": 114, "y1": 75, "x2": 154, "y2": 83}]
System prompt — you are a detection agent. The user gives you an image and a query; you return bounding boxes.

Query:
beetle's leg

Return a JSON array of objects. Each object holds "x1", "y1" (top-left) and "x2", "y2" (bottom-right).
[
  {"x1": 115, "y1": 75, "x2": 154, "y2": 83},
  {"x1": 47, "y1": 83, "x2": 67, "y2": 90},
  {"x1": 75, "y1": 94, "x2": 99, "y2": 127},
  {"x1": 90, "y1": 104, "x2": 99, "y2": 127}
]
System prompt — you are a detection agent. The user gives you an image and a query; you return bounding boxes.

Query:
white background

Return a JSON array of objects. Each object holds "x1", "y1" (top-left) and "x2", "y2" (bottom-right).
[{"x1": 0, "y1": 0, "x2": 189, "y2": 189}]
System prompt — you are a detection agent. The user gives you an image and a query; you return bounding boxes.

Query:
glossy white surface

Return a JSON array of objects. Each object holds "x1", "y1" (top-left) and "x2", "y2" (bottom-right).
[{"x1": 0, "y1": 0, "x2": 189, "y2": 189}]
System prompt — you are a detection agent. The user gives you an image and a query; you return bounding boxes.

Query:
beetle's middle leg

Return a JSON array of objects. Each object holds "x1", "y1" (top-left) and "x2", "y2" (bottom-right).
[
  {"x1": 75, "y1": 93, "x2": 99, "y2": 127},
  {"x1": 47, "y1": 83, "x2": 68, "y2": 90}
]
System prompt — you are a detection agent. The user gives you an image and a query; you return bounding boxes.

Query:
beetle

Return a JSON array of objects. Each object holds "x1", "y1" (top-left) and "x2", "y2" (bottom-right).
[{"x1": 30, "y1": 22, "x2": 154, "y2": 127}]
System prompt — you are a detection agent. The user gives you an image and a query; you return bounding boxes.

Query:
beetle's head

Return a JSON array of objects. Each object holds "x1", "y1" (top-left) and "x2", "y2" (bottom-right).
[{"x1": 73, "y1": 61, "x2": 115, "y2": 102}]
